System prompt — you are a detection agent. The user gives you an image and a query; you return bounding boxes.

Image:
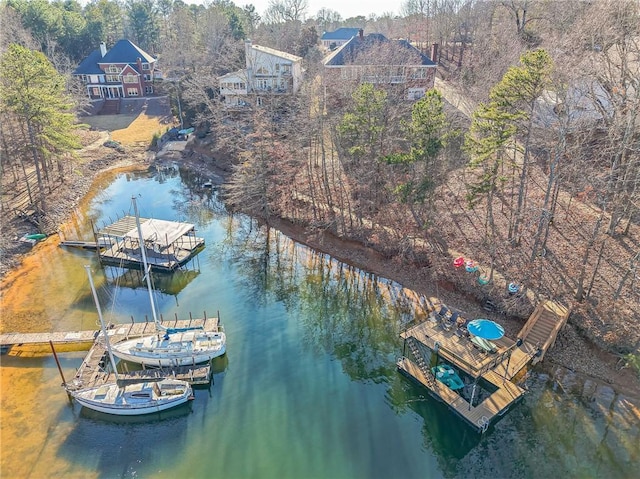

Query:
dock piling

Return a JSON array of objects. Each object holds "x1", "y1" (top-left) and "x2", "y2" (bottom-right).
[{"x1": 50, "y1": 341, "x2": 72, "y2": 401}]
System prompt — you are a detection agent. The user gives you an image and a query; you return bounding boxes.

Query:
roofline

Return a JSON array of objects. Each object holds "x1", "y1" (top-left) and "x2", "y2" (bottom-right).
[
  {"x1": 250, "y1": 44, "x2": 302, "y2": 62},
  {"x1": 324, "y1": 63, "x2": 437, "y2": 68}
]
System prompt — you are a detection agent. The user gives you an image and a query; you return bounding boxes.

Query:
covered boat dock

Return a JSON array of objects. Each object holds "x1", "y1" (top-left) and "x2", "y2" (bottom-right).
[{"x1": 95, "y1": 215, "x2": 205, "y2": 271}]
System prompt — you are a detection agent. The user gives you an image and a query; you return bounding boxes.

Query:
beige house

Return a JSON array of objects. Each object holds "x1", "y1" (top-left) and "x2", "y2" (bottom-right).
[{"x1": 219, "y1": 40, "x2": 303, "y2": 107}]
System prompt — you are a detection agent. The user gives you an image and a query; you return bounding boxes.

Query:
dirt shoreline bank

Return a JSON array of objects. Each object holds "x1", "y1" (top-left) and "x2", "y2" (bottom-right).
[{"x1": 2, "y1": 147, "x2": 639, "y2": 401}]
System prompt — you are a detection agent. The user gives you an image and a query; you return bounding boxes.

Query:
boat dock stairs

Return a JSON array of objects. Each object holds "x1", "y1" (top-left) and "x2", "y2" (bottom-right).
[
  {"x1": 398, "y1": 299, "x2": 570, "y2": 433},
  {"x1": 1, "y1": 314, "x2": 222, "y2": 387}
]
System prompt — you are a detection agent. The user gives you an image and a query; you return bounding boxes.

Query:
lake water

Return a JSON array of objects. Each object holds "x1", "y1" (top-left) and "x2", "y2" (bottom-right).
[{"x1": 1, "y1": 165, "x2": 638, "y2": 478}]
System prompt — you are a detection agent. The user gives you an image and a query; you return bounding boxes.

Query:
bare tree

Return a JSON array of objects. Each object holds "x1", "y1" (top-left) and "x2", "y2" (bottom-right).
[{"x1": 263, "y1": 0, "x2": 308, "y2": 24}]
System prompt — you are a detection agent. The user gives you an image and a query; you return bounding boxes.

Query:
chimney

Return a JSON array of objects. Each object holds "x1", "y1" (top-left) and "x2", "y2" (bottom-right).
[
  {"x1": 100, "y1": 42, "x2": 107, "y2": 57},
  {"x1": 244, "y1": 39, "x2": 253, "y2": 88},
  {"x1": 430, "y1": 43, "x2": 439, "y2": 63},
  {"x1": 358, "y1": 29, "x2": 364, "y2": 40}
]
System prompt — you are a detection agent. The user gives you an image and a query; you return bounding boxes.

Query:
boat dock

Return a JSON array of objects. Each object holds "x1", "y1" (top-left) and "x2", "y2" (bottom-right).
[
  {"x1": 1, "y1": 315, "x2": 222, "y2": 387},
  {"x1": 398, "y1": 299, "x2": 570, "y2": 433},
  {"x1": 94, "y1": 215, "x2": 205, "y2": 271}
]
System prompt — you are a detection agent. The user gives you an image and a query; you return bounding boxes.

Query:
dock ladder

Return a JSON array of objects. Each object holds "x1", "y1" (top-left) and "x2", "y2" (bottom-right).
[{"x1": 406, "y1": 337, "x2": 436, "y2": 387}]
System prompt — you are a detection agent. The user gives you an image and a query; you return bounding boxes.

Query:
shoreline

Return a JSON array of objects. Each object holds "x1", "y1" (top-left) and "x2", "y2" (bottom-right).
[{"x1": 2, "y1": 146, "x2": 639, "y2": 401}]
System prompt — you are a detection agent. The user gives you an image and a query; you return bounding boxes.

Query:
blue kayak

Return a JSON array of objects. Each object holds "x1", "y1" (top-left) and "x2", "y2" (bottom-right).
[{"x1": 431, "y1": 364, "x2": 465, "y2": 390}]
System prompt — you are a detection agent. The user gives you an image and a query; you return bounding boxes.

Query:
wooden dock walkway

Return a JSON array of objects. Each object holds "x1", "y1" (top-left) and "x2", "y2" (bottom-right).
[
  {"x1": 0, "y1": 330, "x2": 98, "y2": 348},
  {"x1": 397, "y1": 357, "x2": 525, "y2": 433},
  {"x1": 2, "y1": 316, "x2": 221, "y2": 387}
]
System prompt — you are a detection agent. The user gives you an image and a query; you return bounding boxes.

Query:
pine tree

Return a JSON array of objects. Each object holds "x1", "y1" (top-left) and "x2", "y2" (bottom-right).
[
  {"x1": 384, "y1": 89, "x2": 453, "y2": 229},
  {"x1": 0, "y1": 43, "x2": 80, "y2": 214}
]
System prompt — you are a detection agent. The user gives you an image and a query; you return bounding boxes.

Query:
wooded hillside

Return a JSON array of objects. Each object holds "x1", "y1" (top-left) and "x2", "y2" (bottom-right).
[{"x1": 1, "y1": 0, "x2": 638, "y2": 367}]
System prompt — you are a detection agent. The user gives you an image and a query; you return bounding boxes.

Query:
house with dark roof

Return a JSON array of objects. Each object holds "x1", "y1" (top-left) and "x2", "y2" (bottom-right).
[
  {"x1": 218, "y1": 40, "x2": 303, "y2": 108},
  {"x1": 323, "y1": 31, "x2": 437, "y2": 101},
  {"x1": 73, "y1": 39, "x2": 159, "y2": 100},
  {"x1": 321, "y1": 28, "x2": 362, "y2": 50}
]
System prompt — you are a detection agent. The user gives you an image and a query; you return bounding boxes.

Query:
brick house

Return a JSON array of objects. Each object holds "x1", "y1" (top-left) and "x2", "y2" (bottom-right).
[
  {"x1": 323, "y1": 31, "x2": 437, "y2": 101},
  {"x1": 73, "y1": 39, "x2": 159, "y2": 99}
]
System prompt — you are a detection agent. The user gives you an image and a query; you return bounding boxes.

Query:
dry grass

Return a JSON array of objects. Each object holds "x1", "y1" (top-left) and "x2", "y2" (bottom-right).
[
  {"x1": 81, "y1": 97, "x2": 175, "y2": 146},
  {"x1": 110, "y1": 113, "x2": 171, "y2": 145}
]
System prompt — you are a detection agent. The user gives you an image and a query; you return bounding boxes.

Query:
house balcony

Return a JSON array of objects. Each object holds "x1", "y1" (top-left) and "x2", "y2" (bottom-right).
[
  {"x1": 220, "y1": 87, "x2": 248, "y2": 96},
  {"x1": 254, "y1": 86, "x2": 290, "y2": 95}
]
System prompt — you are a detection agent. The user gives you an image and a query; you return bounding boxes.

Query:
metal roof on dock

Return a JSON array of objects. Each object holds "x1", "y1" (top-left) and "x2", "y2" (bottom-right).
[{"x1": 98, "y1": 216, "x2": 196, "y2": 246}]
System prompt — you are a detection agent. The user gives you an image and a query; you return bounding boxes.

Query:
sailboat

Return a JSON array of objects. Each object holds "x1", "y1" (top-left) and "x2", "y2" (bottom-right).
[
  {"x1": 70, "y1": 265, "x2": 194, "y2": 416},
  {"x1": 110, "y1": 197, "x2": 226, "y2": 367}
]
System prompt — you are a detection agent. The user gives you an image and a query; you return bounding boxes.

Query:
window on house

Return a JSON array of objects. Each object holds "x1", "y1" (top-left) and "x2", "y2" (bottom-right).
[
  {"x1": 123, "y1": 74, "x2": 137, "y2": 83},
  {"x1": 281, "y1": 64, "x2": 291, "y2": 74},
  {"x1": 256, "y1": 97, "x2": 263, "y2": 106},
  {"x1": 144, "y1": 74, "x2": 151, "y2": 81},
  {"x1": 275, "y1": 64, "x2": 280, "y2": 72},
  {"x1": 145, "y1": 86, "x2": 153, "y2": 94},
  {"x1": 142, "y1": 63, "x2": 150, "y2": 70},
  {"x1": 256, "y1": 79, "x2": 269, "y2": 90},
  {"x1": 92, "y1": 87, "x2": 100, "y2": 96},
  {"x1": 407, "y1": 88, "x2": 426, "y2": 100},
  {"x1": 127, "y1": 88, "x2": 139, "y2": 96},
  {"x1": 411, "y1": 68, "x2": 426, "y2": 79},
  {"x1": 108, "y1": 65, "x2": 119, "y2": 73},
  {"x1": 106, "y1": 75, "x2": 119, "y2": 82}
]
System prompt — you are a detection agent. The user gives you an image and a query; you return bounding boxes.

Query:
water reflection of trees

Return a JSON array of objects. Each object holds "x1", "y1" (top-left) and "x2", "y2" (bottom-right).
[
  {"x1": 386, "y1": 374, "x2": 482, "y2": 465},
  {"x1": 172, "y1": 165, "x2": 227, "y2": 227},
  {"x1": 220, "y1": 217, "x2": 487, "y2": 464},
  {"x1": 219, "y1": 218, "x2": 416, "y2": 384}
]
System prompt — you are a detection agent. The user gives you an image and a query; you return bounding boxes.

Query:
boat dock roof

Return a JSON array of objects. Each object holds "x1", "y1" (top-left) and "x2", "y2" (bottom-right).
[
  {"x1": 95, "y1": 215, "x2": 205, "y2": 271},
  {"x1": 98, "y1": 216, "x2": 196, "y2": 247}
]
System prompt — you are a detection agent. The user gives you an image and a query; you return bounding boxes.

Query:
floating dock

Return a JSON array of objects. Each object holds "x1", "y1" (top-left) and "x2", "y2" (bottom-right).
[
  {"x1": 94, "y1": 215, "x2": 205, "y2": 271},
  {"x1": 1, "y1": 315, "x2": 222, "y2": 387},
  {"x1": 398, "y1": 300, "x2": 570, "y2": 433},
  {"x1": 59, "y1": 238, "x2": 114, "y2": 250}
]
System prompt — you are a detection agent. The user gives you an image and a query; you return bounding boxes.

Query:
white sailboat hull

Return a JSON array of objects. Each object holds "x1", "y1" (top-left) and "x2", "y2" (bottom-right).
[
  {"x1": 72, "y1": 379, "x2": 193, "y2": 416},
  {"x1": 111, "y1": 331, "x2": 226, "y2": 367}
]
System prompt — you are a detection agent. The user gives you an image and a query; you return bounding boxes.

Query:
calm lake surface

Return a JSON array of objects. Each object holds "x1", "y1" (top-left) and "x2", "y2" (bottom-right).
[{"x1": 1, "y1": 165, "x2": 638, "y2": 479}]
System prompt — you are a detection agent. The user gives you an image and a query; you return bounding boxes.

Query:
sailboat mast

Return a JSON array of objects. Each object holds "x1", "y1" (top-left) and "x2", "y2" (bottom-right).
[
  {"x1": 131, "y1": 196, "x2": 161, "y2": 327},
  {"x1": 84, "y1": 265, "x2": 120, "y2": 381}
]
